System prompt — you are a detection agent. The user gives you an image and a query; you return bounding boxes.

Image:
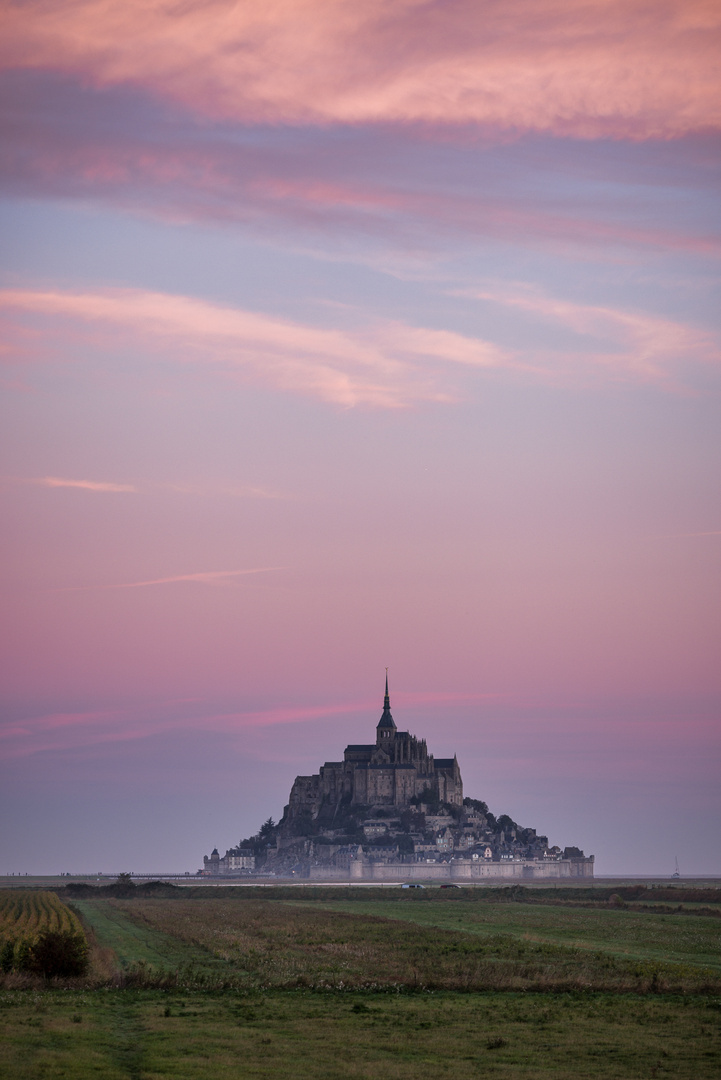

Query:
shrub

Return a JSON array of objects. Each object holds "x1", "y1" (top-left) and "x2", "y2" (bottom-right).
[
  {"x1": 29, "y1": 930, "x2": 89, "y2": 978},
  {"x1": 14, "y1": 939, "x2": 33, "y2": 971},
  {"x1": 113, "y1": 873, "x2": 136, "y2": 898},
  {"x1": 0, "y1": 939, "x2": 15, "y2": 972}
]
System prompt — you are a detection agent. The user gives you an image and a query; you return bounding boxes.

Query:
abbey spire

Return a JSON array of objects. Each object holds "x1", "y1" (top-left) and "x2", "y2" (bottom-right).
[{"x1": 376, "y1": 669, "x2": 396, "y2": 740}]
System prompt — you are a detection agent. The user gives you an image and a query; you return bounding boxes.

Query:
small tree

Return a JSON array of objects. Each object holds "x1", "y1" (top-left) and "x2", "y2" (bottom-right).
[
  {"x1": 258, "y1": 818, "x2": 277, "y2": 843},
  {"x1": 29, "y1": 929, "x2": 89, "y2": 978}
]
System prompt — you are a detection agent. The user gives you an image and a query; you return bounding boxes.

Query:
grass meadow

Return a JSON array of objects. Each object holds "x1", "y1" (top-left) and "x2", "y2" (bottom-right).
[{"x1": 0, "y1": 883, "x2": 719, "y2": 1078}]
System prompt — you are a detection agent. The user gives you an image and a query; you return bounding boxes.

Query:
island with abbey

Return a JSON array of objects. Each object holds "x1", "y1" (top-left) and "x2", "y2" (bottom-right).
[{"x1": 203, "y1": 678, "x2": 594, "y2": 881}]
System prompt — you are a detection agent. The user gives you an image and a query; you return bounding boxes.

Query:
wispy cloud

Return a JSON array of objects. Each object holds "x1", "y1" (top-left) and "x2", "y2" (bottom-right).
[
  {"x1": 60, "y1": 568, "x2": 285, "y2": 591},
  {"x1": 2, "y1": 283, "x2": 716, "y2": 402},
  {"x1": 2, "y1": 73, "x2": 717, "y2": 257},
  {"x1": 163, "y1": 483, "x2": 291, "y2": 501},
  {"x1": 102, "y1": 568, "x2": 284, "y2": 590},
  {"x1": 0, "y1": 286, "x2": 515, "y2": 408},
  {"x1": 0, "y1": 699, "x2": 367, "y2": 760},
  {"x1": 658, "y1": 530, "x2": 721, "y2": 538},
  {"x1": 8, "y1": 476, "x2": 290, "y2": 500},
  {"x1": 28, "y1": 476, "x2": 138, "y2": 493},
  {"x1": 2, "y1": 1, "x2": 719, "y2": 138},
  {"x1": 469, "y1": 284, "x2": 721, "y2": 386}
]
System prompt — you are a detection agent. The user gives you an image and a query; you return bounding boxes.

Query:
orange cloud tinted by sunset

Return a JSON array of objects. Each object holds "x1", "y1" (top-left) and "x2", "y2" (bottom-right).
[{"x1": 1, "y1": 0, "x2": 719, "y2": 138}]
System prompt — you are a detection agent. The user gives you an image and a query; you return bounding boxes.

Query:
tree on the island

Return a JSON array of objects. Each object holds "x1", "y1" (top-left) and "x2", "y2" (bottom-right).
[
  {"x1": 258, "y1": 818, "x2": 276, "y2": 842},
  {"x1": 497, "y1": 814, "x2": 518, "y2": 837},
  {"x1": 239, "y1": 817, "x2": 279, "y2": 857}
]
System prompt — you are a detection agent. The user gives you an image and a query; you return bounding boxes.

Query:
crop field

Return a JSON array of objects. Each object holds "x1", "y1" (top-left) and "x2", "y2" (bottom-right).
[
  {"x1": 0, "y1": 891, "x2": 86, "y2": 975},
  {"x1": 1, "y1": 885, "x2": 720, "y2": 1078},
  {"x1": 0, "y1": 891, "x2": 84, "y2": 940}
]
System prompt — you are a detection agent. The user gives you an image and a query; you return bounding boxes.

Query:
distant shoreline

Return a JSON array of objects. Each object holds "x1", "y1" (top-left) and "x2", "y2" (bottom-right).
[{"x1": 1, "y1": 874, "x2": 720, "y2": 887}]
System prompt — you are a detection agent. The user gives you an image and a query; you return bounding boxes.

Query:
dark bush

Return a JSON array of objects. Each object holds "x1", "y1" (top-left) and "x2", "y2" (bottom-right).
[
  {"x1": 112, "y1": 873, "x2": 136, "y2": 898},
  {"x1": 1, "y1": 939, "x2": 15, "y2": 972},
  {"x1": 63, "y1": 882, "x2": 95, "y2": 898},
  {"x1": 29, "y1": 930, "x2": 89, "y2": 977}
]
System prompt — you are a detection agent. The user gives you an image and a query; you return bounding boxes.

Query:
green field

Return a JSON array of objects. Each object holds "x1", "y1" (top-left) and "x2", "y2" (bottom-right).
[
  {"x1": 312, "y1": 897, "x2": 721, "y2": 972},
  {"x1": 0, "y1": 885, "x2": 719, "y2": 1078}
]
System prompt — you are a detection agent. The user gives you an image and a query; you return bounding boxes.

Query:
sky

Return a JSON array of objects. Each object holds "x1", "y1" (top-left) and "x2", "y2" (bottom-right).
[{"x1": 1, "y1": 0, "x2": 719, "y2": 878}]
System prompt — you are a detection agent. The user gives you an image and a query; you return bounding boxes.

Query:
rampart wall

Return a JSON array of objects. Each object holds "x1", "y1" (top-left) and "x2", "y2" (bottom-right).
[{"x1": 307, "y1": 857, "x2": 594, "y2": 881}]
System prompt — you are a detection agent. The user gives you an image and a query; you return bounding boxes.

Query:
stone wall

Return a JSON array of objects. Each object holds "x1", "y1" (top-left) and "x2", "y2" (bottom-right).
[{"x1": 315, "y1": 856, "x2": 595, "y2": 882}]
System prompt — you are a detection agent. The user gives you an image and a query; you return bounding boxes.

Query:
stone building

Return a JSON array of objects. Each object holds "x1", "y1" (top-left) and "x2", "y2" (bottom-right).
[
  {"x1": 202, "y1": 845, "x2": 255, "y2": 875},
  {"x1": 281, "y1": 676, "x2": 462, "y2": 832}
]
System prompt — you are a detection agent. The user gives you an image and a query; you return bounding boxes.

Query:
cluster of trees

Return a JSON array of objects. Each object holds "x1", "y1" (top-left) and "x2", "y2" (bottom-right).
[{"x1": 239, "y1": 817, "x2": 278, "y2": 857}]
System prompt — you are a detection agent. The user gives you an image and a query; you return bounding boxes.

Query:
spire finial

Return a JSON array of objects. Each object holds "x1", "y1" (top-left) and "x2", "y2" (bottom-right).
[{"x1": 384, "y1": 668, "x2": 389, "y2": 708}]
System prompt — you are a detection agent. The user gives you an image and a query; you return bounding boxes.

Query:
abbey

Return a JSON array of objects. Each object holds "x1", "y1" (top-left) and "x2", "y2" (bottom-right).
[
  {"x1": 202, "y1": 677, "x2": 594, "y2": 880},
  {"x1": 283, "y1": 675, "x2": 462, "y2": 827}
]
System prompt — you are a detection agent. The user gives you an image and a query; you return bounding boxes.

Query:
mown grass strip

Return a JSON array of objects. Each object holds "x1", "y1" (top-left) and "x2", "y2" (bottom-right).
[{"x1": 70, "y1": 899, "x2": 231, "y2": 989}]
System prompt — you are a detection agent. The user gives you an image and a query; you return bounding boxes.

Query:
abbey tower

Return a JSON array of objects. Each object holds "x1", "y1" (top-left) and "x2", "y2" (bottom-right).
[{"x1": 281, "y1": 675, "x2": 462, "y2": 833}]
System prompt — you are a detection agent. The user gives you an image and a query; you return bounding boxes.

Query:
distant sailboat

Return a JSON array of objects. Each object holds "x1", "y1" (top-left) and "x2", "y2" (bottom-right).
[{"x1": 672, "y1": 856, "x2": 680, "y2": 878}]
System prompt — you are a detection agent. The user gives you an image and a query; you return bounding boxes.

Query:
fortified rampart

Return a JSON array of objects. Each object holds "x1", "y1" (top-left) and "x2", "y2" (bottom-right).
[{"x1": 307, "y1": 857, "x2": 593, "y2": 881}]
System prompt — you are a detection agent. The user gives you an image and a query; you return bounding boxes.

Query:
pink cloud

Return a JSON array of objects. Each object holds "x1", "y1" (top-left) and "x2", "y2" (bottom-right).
[
  {"x1": 1, "y1": 284, "x2": 717, "y2": 402},
  {"x1": 0, "y1": 286, "x2": 515, "y2": 407},
  {"x1": 3, "y1": 71, "x2": 716, "y2": 256},
  {"x1": 3, "y1": 122, "x2": 715, "y2": 258},
  {"x1": 1, "y1": 1, "x2": 719, "y2": 139},
  {"x1": 5, "y1": 476, "x2": 289, "y2": 500},
  {"x1": 0, "y1": 699, "x2": 371, "y2": 761},
  {"x1": 28, "y1": 476, "x2": 138, "y2": 493},
  {"x1": 67, "y1": 567, "x2": 285, "y2": 590},
  {"x1": 659, "y1": 530, "x2": 721, "y2": 538},
  {"x1": 469, "y1": 284, "x2": 721, "y2": 386},
  {"x1": 0, "y1": 688, "x2": 510, "y2": 763}
]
